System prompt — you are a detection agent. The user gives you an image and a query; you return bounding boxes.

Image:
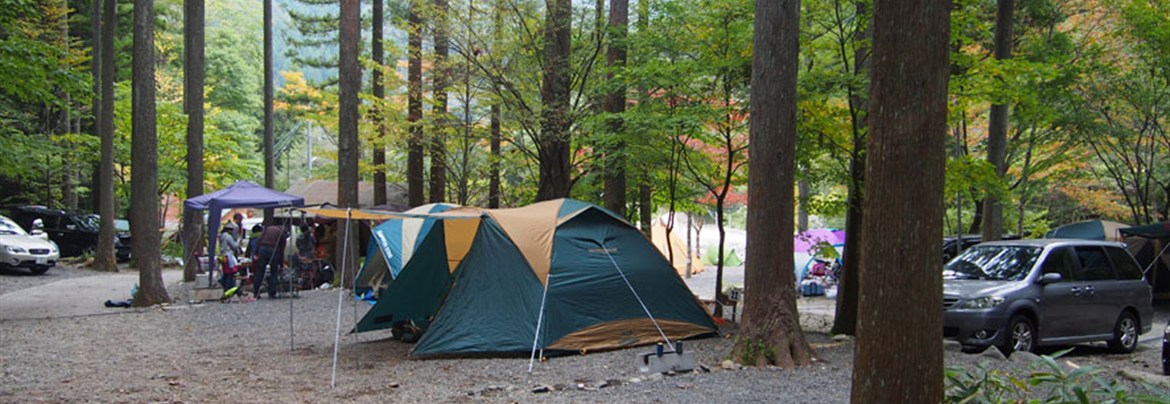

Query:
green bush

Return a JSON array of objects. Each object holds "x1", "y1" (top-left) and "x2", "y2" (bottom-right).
[{"x1": 944, "y1": 349, "x2": 1167, "y2": 403}]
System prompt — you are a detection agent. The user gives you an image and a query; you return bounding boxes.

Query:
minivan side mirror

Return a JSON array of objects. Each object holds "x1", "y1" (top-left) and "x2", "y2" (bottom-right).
[{"x1": 1038, "y1": 272, "x2": 1063, "y2": 284}]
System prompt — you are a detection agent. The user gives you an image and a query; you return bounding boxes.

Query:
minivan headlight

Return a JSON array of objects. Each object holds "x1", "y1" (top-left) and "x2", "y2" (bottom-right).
[{"x1": 954, "y1": 296, "x2": 1004, "y2": 310}]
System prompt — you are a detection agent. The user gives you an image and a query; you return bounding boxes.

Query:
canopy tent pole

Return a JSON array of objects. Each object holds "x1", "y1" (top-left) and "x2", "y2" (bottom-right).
[
  {"x1": 290, "y1": 214, "x2": 300, "y2": 352},
  {"x1": 348, "y1": 209, "x2": 361, "y2": 368},
  {"x1": 331, "y1": 208, "x2": 353, "y2": 388},
  {"x1": 527, "y1": 275, "x2": 552, "y2": 373},
  {"x1": 601, "y1": 241, "x2": 675, "y2": 352}
]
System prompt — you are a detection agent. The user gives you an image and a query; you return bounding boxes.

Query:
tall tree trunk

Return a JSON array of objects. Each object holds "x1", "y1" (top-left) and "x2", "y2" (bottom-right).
[
  {"x1": 407, "y1": 4, "x2": 425, "y2": 206},
  {"x1": 372, "y1": 0, "x2": 387, "y2": 206},
  {"x1": 981, "y1": 0, "x2": 1013, "y2": 242},
  {"x1": 833, "y1": 152, "x2": 865, "y2": 335},
  {"x1": 183, "y1": 0, "x2": 206, "y2": 282},
  {"x1": 337, "y1": 0, "x2": 361, "y2": 287},
  {"x1": 430, "y1": 0, "x2": 449, "y2": 203},
  {"x1": 967, "y1": 199, "x2": 982, "y2": 234},
  {"x1": 831, "y1": 0, "x2": 871, "y2": 336},
  {"x1": 639, "y1": 181, "x2": 651, "y2": 235},
  {"x1": 489, "y1": 103, "x2": 501, "y2": 208},
  {"x1": 132, "y1": 0, "x2": 168, "y2": 306},
  {"x1": 850, "y1": 0, "x2": 949, "y2": 399},
  {"x1": 602, "y1": 0, "x2": 629, "y2": 215},
  {"x1": 536, "y1": 0, "x2": 572, "y2": 201},
  {"x1": 713, "y1": 198, "x2": 726, "y2": 317},
  {"x1": 90, "y1": 0, "x2": 101, "y2": 214},
  {"x1": 93, "y1": 0, "x2": 118, "y2": 273},
  {"x1": 263, "y1": 0, "x2": 275, "y2": 222},
  {"x1": 797, "y1": 178, "x2": 809, "y2": 231},
  {"x1": 59, "y1": 4, "x2": 76, "y2": 209},
  {"x1": 488, "y1": 3, "x2": 503, "y2": 209},
  {"x1": 734, "y1": 0, "x2": 812, "y2": 368}
]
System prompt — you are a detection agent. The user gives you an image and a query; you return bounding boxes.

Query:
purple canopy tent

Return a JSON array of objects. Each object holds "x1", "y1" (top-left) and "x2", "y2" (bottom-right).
[{"x1": 184, "y1": 181, "x2": 305, "y2": 285}]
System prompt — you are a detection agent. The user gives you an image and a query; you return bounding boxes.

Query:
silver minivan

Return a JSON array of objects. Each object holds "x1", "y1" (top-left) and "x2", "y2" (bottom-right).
[{"x1": 943, "y1": 239, "x2": 1153, "y2": 355}]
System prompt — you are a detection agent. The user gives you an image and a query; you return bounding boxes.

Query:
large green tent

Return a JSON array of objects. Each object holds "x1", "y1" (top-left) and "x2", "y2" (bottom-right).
[{"x1": 353, "y1": 198, "x2": 716, "y2": 357}]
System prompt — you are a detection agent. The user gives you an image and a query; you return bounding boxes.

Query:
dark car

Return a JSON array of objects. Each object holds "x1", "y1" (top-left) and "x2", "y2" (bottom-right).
[
  {"x1": 8, "y1": 206, "x2": 131, "y2": 262},
  {"x1": 943, "y1": 234, "x2": 1022, "y2": 263}
]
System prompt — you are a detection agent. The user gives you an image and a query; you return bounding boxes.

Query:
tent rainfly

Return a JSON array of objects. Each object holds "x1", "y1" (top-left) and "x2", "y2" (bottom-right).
[
  {"x1": 356, "y1": 202, "x2": 461, "y2": 296},
  {"x1": 1045, "y1": 219, "x2": 1131, "y2": 242},
  {"x1": 353, "y1": 198, "x2": 717, "y2": 357},
  {"x1": 184, "y1": 181, "x2": 305, "y2": 278}
]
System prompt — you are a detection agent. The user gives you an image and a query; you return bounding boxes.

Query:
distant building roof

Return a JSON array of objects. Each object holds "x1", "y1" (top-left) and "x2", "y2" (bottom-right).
[{"x1": 285, "y1": 180, "x2": 408, "y2": 208}]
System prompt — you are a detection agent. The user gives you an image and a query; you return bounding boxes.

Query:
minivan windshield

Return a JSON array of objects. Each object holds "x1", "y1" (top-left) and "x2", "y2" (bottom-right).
[{"x1": 943, "y1": 245, "x2": 1041, "y2": 281}]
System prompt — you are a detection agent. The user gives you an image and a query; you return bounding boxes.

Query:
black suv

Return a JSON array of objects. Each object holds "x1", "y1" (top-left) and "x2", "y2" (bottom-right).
[{"x1": 8, "y1": 206, "x2": 131, "y2": 262}]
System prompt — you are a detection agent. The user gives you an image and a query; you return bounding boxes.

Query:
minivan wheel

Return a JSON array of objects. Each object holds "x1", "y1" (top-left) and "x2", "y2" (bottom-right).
[
  {"x1": 1108, "y1": 312, "x2": 1139, "y2": 353},
  {"x1": 999, "y1": 315, "x2": 1035, "y2": 356}
]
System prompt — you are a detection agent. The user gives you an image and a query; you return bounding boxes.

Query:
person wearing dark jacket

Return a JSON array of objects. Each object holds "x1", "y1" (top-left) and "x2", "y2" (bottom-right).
[{"x1": 253, "y1": 224, "x2": 288, "y2": 298}]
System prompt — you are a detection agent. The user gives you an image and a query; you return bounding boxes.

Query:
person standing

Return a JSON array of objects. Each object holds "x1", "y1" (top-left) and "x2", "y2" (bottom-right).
[
  {"x1": 218, "y1": 225, "x2": 241, "y2": 290},
  {"x1": 229, "y1": 213, "x2": 245, "y2": 243},
  {"x1": 254, "y1": 223, "x2": 287, "y2": 298}
]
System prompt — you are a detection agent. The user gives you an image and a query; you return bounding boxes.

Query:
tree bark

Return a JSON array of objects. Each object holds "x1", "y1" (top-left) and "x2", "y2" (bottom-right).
[
  {"x1": 833, "y1": 153, "x2": 865, "y2": 335},
  {"x1": 89, "y1": 0, "x2": 101, "y2": 214},
  {"x1": 183, "y1": 0, "x2": 206, "y2": 282},
  {"x1": 93, "y1": 0, "x2": 118, "y2": 273},
  {"x1": 263, "y1": 0, "x2": 275, "y2": 223},
  {"x1": 602, "y1": 0, "x2": 629, "y2": 216},
  {"x1": 797, "y1": 178, "x2": 809, "y2": 232},
  {"x1": 981, "y1": 0, "x2": 1013, "y2": 242},
  {"x1": 132, "y1": 0, "x2": 169, "y2": 306},
  {"x1": 850, "y1": 0, "x2": 949, "y2": 400},
  {"x1": 733, "y1": 0, "x2": 813, "y2": 368},
  {"x1": 489, "y1": 103, "x2": 502, "y2": 208},
  {"x1": 430, "y1": 0, "x2": 450, "y2": 203},
  {"x1": 407, "y1": 4, "x2": 426, "y2": 206},
  {"x1": 536, "y1": 0, "x2": 573, "y2": 201},
  {"x1": 639, "y1": 181, "x2": 651, "y2": 235},
  {"x1": 372, "y1": 0, "x2": 387, "y2": 206},
  {"x1": 338, "y1": 0, "x2": 361, "y2": 286},
  {"x1": 58, "y1": 4, "x2": 76, "y2": 211}
]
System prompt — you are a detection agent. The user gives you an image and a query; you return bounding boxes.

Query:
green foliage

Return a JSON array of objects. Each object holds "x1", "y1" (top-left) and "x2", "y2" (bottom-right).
[
  {"x1": 944, "y1": 349, "x2": 1169, "y2": 403},
  {"x1": 806, "y1": 187, "x2": 849, "y2": 220},
  {"x1": 946, "y1": 155, "x2": 1011, "y2": 207},
  {"x1": 733, "y1": 336, "x2": 777, "y2": 365}
]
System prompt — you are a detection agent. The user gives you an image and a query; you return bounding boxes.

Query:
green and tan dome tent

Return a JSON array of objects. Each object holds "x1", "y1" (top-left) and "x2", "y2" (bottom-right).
[{"x1": 353, "y1": 198, "x2": 716, "y2": 357}]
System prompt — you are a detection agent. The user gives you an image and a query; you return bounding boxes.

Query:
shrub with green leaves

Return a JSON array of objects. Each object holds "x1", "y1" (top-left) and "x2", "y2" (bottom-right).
[{"x1": 944, "y1": 349, "x2": 1168, "y2": 403}]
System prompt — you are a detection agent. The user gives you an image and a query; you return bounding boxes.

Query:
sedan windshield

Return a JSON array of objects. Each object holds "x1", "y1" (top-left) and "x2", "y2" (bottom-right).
[
  {"x1": 0, "y1": 218, "x2": 27, "y2": 236},
  {"x1": 943, "y1": 245, "x2": 1041, "y2": 281}
]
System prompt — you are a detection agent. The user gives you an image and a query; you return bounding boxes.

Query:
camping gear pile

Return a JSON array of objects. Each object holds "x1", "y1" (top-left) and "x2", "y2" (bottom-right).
[
  {"x1": 793, "y1": 229, "x2": 845, "y2": 297},
  {"x1": 351, "y1": 198, "x2": 717, "y2": 357}
]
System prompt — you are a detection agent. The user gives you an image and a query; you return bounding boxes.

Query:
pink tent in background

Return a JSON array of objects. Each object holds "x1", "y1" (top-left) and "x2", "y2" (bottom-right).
[
  {"x1": 793, "y1": 229, "x2": 846, "y2": 285},
  {"x1": 794, "y1": 228, "x2": 846, "y2": 254}
]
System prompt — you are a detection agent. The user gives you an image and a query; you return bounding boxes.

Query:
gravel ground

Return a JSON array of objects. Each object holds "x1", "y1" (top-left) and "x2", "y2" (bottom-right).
[{"x1": 2, "y1": 263, "x2": 1169, "y2": 403}]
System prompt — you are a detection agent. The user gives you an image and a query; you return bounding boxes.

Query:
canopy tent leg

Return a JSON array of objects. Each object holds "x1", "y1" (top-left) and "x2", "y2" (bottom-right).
[{"x1": 331, "y1": 208, "x2": 353, "y2": 388}]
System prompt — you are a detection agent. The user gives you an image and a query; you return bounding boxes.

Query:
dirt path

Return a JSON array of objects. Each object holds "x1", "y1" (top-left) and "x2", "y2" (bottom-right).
[{"x1": 0, "y1": 268, "x2": 183, "y2": 321}]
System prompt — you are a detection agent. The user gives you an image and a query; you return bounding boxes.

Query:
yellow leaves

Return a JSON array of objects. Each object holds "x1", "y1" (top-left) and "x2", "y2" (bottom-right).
[{"x1": 1056, "y1": 182, "x2": 1131, "y2": 220}]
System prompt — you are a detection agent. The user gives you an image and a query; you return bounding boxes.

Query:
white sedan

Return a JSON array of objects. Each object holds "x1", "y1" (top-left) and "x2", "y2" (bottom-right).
[{"x1": 0, "y1": 215, "x2": 59, "y2": 275}]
